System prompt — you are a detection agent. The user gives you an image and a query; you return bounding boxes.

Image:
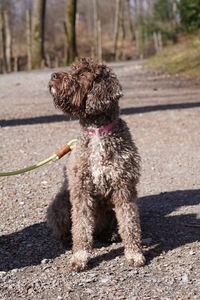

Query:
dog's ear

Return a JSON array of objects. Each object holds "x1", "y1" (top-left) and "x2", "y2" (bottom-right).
[
  {"x1": 72, "y1": 73, "x2": 93, "y2": 107},
  {"x1": 72, "y1": 88, "x2": 85, "y2": 107},
  {"x1": 85, "y1": 70, "x2": 123, "y2": 115}
]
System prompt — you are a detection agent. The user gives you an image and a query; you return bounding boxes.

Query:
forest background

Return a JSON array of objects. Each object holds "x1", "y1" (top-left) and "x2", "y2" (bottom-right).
[{"x1": 0, "y1": 0, "x2": 200, "y2": 74}]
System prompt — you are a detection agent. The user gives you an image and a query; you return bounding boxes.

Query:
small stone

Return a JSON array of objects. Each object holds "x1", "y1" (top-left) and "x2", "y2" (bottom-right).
[
  {"x1": 83, "y1": 278, "x2": 96, "y2": 283},
  {"x1": 0, "y1": 271, "x2": 7, "y2": 278},
  {"x1": 181, "y1": 273, "x2": 189, "y2": 283},
  {"x1": 8, "y1": 285, "x2": 13, "y2": 290},
  {"x1": 41, "y1": 258, "x2": 49, "y2": 264},
  {"x1": 128, "y1": 270, "x2": 139, "y2": 276},
  {"x1": 86, "y1": 288, "x2": 94, "y2": 294},
  {"x1": 119, "y1": 277, "x2": 126, "y2": 282},
  {"x1": 100, "y1": 277, "x2": 109, "y2": 284},
  {"x1": 189, "y1": 250, "x2": 195, "y2": 255},
  {"x1": 41, "y1": 180, "x2": 48, "y2": 185},
  {"x1": 128, "y1": 297, "x2": 137, "y2": 300},
  {"x1": 43, "y1": 265, "x2": 51, "y2": 271},
  {"x1": 27, "y1": 287, "x2": 34, "y2": 294},
  {"x1": 56, "y1": 296, "x2": 63, "y2": 300},
  {"x1": 78, "y1": 282, "x2": 84, "y2": 286},
  {"x1": 88, "y1": 273, "x2": 96, "y2": 278}
]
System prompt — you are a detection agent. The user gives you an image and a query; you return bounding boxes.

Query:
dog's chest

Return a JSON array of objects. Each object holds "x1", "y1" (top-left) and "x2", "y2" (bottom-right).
[{"x1": 89, "y1": 135, "x2": 113, "y2": 186}]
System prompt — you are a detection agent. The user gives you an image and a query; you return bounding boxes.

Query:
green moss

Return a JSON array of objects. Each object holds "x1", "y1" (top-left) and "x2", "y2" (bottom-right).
[{"x1": 146, "y1": 37, "x2": 200, "y2": 77}]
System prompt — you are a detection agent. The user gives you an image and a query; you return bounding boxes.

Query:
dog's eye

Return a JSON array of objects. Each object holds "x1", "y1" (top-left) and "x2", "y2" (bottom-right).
[{"x1": 51, "y1": 73, "x2": 58, "y2": 80}]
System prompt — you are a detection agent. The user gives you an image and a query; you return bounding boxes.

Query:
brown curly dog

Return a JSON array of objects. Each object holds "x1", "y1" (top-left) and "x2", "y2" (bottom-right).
[{"x1": 47, "y1": 57, "x2": 145, "y2": 271}]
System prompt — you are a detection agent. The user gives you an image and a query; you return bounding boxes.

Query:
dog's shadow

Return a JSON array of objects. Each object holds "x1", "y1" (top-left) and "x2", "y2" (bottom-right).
[
  {"x1": 139, "y1": 189, "x2": 200, "y2": 263},
  {"x1": 0, "y1": 189, "x2": 199, "y2": 271},
  {"x1": 0, "y1": 222, "x2": 65, "y2": 271},
  {"x1": 89, "y1": 189, "x2": 200, "y2": 269}
]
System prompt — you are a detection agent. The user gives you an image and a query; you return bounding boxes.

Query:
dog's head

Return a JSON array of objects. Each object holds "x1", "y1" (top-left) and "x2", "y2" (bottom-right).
[{"x1": 49, "y1": 57, "x2": 122, "y2": 117}]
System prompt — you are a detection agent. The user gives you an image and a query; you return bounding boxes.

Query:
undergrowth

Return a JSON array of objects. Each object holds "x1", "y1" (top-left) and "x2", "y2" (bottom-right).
[{"x1": 146, "y1": 35, "x2": 200, "y2": 77}]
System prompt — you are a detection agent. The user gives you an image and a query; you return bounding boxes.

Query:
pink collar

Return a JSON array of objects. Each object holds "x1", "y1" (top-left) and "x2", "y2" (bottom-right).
[{"x1": 85, "y1": 121, "x2": 117, "y2": 135}]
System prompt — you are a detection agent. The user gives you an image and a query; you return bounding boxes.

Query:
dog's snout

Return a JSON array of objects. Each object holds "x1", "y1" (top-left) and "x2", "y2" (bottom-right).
[{"x1": 51, "y1": 73, "x2": 58, "y2": 80}]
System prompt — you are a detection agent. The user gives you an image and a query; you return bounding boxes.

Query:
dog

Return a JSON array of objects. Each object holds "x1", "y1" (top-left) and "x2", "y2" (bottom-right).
[{"x1": 47, "y1": 57, "x2": 145, "y2": 271}]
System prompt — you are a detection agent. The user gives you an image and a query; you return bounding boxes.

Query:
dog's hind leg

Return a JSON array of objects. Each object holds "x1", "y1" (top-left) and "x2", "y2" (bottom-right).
[
  {"x1": 112, "y1": 187, "x2": 145, "y2": 267},
  {"x1": 46, "y1": 181, "x2": 71, "y2": 246}
]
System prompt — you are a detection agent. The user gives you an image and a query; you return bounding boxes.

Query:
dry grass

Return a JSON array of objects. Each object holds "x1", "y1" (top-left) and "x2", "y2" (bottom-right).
[{"x1": 146, "y1": 35, "x2": 200, "y2": 78}]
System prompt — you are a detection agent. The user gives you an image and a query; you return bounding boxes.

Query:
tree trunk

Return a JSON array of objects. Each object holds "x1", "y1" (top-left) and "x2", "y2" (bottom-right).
[
  {"x1": 93, "y1": 0, "x2": 98, "y2": 58},
  {"x1": 3, "y1": 11, "x2": 12, "y2": 72},
  {"x1": 0, "y1": 11, "x2": 5, "y2": 73},
  {"x1": 126, "y1": 0, "x2": 135, "y2": 41},
  {"x1": 153, "y1": 32, "x2": 163, "y2": 54},
  {"x1": 157, "y1": 32, "x2": 163, "y2": 52},
  {"x1": 31, "y1": 0, "x2": 46, "y2": 69},
  {"x1": 97, "y1": 19, "x2": 102, "y2": 61},
  {"x1": 172, "y1": 1, "x2": 178, "y2": 26},
  {"x1": 135, "y1": 27, "x2": 145, "y2": 59},
  {"x1": 66, "y1": 0, "x2": 77, "y2": 64},
  {"x1": 46, "y1": 53, "x2": 51, "y2": 68},
  {"x1": 134, "y1": 0, "x2": 138, "y2": 16},
  {"x1": 63, "y1": 21, "x2": 68, "y2": 64},
  {"x1": 112, "y1": 0, "x2": 121, "y2": 60},
  {"x1": 139, "y1": 0, "x2": 143, "y2": 16},
  {"x1": 118, "y1": 2, "x2": 126, "y2": 60},
  {"x1": 26, "y1": 9, "x2": 32, "y2": 70},
  {"x1": 136, "y1": 0, "x2": 145, "y2": 59},
  {"x1": 14, "y1": 56, "x2": 18, "y2": 72}
]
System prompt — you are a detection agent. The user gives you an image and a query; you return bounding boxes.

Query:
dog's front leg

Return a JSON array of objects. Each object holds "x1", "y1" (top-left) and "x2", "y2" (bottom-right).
[
  {"x1": 69, "y1": 191, "x2": 94, "y2": 272},
  {"x1": 112, "y1": 188, "x2": 145, "y2": 267}
]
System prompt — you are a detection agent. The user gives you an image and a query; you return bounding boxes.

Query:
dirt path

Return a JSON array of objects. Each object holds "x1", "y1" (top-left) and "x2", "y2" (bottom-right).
[{"x1": 0, "y1": 61, "x2": 199, "y2": 300}]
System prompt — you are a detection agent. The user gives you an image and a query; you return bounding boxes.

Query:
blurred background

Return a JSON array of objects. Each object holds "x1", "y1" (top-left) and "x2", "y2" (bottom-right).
[{"x1": 0, "y1": 0, "x2": 200, "y2": 74}]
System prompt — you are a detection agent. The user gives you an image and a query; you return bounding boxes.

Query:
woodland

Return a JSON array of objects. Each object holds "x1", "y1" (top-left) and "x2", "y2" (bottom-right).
[{"x1": 0, "y1": 0, "x2": 199, "y2": 73}]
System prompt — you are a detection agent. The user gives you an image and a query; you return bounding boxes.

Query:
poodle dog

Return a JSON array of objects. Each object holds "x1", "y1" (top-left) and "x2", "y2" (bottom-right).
[{"x1": 47, "y1": 57, "x2": 145, "y2": 271}]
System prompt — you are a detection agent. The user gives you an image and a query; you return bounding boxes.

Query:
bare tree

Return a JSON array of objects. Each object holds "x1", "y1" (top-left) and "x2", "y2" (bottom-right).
[
  {"x1": 92, "y1": 0, "x2": 102, "y2": 61},
  {"x1": 97, "y1": 19, "x2": 102, "y2": 61},
  {"x1": 31, "y1": 0, "x2": 46, "y2": 69},
  {"x1": 3, "y1": 11, "x2": 12, "y2": 72},
  {"x1": 26, "y1": 9, "x2": 32, "y2": 70},
  {"x1": 139, "y1": 0, "x2": 143, "y2": 16},
  {"x1": 66, "y1": 0, "x2": 77, "y2": 64},
  {"x1": 134, "y1": 0, "x2": 138, "y2": 17},
  {"x1": 0, "y1": 11, "x2": 5, "y2": 73},
  {"x1": 126, "y1": 0, "x2": 135, "y2": 41},
  {"x1": 112, "y1": 0, "x2": 121, "y2": 59},
  {"x1": 93, "y1": 0, "x2": 98, "y2": 58}
]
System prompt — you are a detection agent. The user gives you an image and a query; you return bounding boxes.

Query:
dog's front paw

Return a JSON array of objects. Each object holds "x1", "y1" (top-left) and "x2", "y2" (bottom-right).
[
  {"x1": 69, "y1": 250, "x2": 89, "y2": 272},
  {"x1": 125, "y1": 250, "x2": 145, "y2": 267}
]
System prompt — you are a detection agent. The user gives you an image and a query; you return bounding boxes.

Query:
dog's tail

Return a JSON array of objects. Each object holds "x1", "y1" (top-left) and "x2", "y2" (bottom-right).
[{"x1": 46, "y1": 167, "x2": 71, "y2": 244}]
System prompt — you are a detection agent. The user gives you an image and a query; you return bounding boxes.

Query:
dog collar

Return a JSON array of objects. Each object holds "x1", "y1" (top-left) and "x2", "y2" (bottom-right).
[{"x1": 85, "y1": 121, "x2": 117, "y2": 135}]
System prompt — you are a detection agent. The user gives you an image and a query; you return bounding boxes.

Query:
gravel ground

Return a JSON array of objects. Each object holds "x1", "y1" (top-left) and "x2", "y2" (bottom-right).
[{"x1": 0, "y1": 61, "x2": 199, "y2": 300}]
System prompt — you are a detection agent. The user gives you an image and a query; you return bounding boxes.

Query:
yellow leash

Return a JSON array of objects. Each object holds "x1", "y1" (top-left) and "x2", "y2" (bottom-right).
[{"x1": 0, "y1": 139, "x2": 77, "y2": 177}]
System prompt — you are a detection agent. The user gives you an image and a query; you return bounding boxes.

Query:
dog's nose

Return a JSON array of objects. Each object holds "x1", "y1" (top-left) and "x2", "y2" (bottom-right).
[{"x1": 51, "y1": 73, "x2": 58, "y2": 80}]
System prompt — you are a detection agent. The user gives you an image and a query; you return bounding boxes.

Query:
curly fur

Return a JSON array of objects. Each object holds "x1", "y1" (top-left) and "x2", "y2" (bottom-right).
[{"x1": 47, "y1": 57, "x2": 145, "y2": 271}]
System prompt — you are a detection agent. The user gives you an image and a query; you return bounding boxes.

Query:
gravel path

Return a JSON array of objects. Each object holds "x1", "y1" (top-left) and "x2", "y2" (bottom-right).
[{"x1": 0, "y1": 61, "x2": 199, "y2": 300}]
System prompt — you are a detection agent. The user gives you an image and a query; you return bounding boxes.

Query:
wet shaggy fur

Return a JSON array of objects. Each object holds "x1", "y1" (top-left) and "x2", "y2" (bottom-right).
[{"x1": 47, "y1": 57, "x2": 145, "y2": 271}]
